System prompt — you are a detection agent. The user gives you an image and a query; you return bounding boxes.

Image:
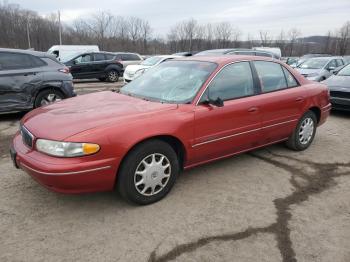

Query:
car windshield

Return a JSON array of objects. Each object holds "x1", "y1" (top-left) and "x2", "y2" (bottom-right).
[
  {"x1": 337, "y1": 64, "x2": 350, "y2": 76},
  {"x1": 298, "y1": 58, "x2": 329, "y2": 69},
  {"x1": 141, "y1": 56, "x2": 163, "y2": 66},
  {"x1": 120, "y1": 60, "x2": 217, "y2": 104}
]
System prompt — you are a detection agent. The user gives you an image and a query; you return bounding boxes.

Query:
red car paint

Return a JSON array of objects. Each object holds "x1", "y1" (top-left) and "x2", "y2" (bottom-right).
[{"x1": 11, "y1": 56, "x2": 331, "y2": 193}]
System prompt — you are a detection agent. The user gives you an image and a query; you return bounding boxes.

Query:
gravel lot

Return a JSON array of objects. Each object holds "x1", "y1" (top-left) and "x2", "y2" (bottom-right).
[{"x1": 0, "y1": 81, "x2": 349, "y2": 262}]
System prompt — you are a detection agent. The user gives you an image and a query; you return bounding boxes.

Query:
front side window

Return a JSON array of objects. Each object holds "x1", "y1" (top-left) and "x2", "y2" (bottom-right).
[
  {"x1": 254, "y1": 61, "x2": 287, "y2": 92},
  {"x1": 336, "y1": 59, "x2": 344, "y2": 67},
  {"x1": 74, "y1": 54, "x2": 92, "y2": 64},
  {"x1": 208, "y1": 62, "x2": 255, "y2": 101},
  {"x1": 121, "y1": 61, "x2": 217, "y2": 104},
  {"x1": 327, "y1": 59, "x2": 337, "y2": 69},
  {"x1": 0, "y1": 52, "x2": 33, "y2": 70}
]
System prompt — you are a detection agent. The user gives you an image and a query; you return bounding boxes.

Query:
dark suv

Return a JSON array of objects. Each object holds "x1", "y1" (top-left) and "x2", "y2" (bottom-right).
[
  {"x1": 0, "y1": 48, "x2": 75, "y2": 113},
  {"x1": 63, "y1": 52, "x2": 123, "y2": 82}
]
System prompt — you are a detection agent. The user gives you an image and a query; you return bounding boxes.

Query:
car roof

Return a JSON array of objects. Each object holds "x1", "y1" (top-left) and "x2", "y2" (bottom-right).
[
  {"x1": 0, "y1": 48, "x2": 49, "y2": 57},
  {"x1": 175, "y1": 55, "x2": 279, "y2": 65}
]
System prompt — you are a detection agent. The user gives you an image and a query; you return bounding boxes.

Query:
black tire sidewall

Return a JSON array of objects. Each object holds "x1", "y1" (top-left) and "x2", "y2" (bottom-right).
[
  {"x1": 34, "y1": 89, "x2": 64, "y2": 108},
  {"x1": 118, "y1": 140, "x2": 179, "y2": 205},
  {"x1": 294, "y1": 111, "x2": 317, "y2": 150}
]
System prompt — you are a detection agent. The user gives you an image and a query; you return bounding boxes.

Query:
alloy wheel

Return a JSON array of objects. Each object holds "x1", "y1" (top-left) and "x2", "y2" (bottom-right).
[
  {"x1": 299, "y1": 117, "x2": 314, "y2": 145},
  {"x1": 134, "y1": 153, "x2": 171, "y2": 196}
]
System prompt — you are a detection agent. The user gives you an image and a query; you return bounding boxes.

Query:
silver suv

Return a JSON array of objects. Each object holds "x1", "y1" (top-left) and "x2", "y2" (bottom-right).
[{"x1": 0, "y1": 48, "x2": 75, "y2": 113}]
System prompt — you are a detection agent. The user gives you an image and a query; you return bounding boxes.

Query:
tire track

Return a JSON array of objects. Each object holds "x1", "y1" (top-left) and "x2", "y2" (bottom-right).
[{"x1": 148, "y1": 151, "x2": 350, "y2": 262}]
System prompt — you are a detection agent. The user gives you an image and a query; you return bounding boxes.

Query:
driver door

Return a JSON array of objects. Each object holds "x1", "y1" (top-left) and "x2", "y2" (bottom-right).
[
  {"x1": 192, "y1": 62, "x2": 263, "y2": 163},
  {"x1": 69, "y1": 54, "x2": 93, "y2": 78}
]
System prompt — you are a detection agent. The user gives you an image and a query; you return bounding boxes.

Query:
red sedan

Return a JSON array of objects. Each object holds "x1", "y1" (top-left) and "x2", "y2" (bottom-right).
[{"x1": 11, "y1": 56, "x2": 331, "y2": 204}]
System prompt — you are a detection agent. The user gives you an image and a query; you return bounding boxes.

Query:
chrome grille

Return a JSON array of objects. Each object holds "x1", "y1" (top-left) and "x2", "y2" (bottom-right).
[{"x1": 21, "y1": 125, "x2": 34, "y2": 148}]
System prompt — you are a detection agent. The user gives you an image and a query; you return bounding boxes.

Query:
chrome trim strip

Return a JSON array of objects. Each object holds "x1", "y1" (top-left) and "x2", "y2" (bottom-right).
[
  {"x1": 192, "y1": 119, "x2": 298, "y2": 148},
  {"x1": 20, "y1": 163, "x2": 112, "y2": 175}
]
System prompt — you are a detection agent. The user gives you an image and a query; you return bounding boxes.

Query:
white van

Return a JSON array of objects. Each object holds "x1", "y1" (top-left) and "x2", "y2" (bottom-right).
[{"x1": 47, "y1": 45, "x2": 99, "y2": 62}]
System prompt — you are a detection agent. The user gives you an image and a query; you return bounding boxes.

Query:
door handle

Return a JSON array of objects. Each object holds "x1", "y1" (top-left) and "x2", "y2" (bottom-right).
[
  {"x1": 248, "y1": 107, "x2": 258, "y2": 113},
  {"x1": 295, "y1": 97, "x2": 304, "y2": 102}
]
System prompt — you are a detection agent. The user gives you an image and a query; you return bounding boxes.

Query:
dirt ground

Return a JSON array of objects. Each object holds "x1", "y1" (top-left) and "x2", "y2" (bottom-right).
[{"x1": 0, "y1": 81, "x2": 349, "y2": 262}]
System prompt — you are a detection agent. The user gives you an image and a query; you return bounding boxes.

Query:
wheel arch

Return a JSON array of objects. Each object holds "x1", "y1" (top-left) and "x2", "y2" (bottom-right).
[
  {"x1": 32, "y1": 85, "x2": 66, "y2": 107},
  {"x1": 114, "y1": 134, "x2": 187, "y2": 188},
  {"x1": 308, "y1": 106, "x2": 321, "y2": 123}
]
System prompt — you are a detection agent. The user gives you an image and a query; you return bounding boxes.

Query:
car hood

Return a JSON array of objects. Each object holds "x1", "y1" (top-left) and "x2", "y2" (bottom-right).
[
  {"x1": 296, "y1": 68, "x2": 321, "y2": 76},
  {"x1": 22, "y1": 91, "x2": 178, "y2": 141},
  {"x1": 323, "y1": 75, "x2": 350, "y2": 91},
  {"x1": 125, "y1": 64, "x2": 151, "y2": 74}
]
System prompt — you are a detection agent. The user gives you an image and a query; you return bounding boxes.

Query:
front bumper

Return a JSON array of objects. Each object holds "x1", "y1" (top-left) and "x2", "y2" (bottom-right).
[{"x1": 11, "y1": 132, "x2": 120, "y2": 194}]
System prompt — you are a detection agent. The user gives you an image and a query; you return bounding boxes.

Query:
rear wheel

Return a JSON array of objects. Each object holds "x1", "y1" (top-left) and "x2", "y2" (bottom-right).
[
  {"x1": 107, "y1": 70, "x2": 119, "y2": 82},
  {"x1": 34, "y1": 89, "x2": 64, "y2": 108},
  {"x1": 117, "y1": 140, "x2": 179, "y2": 205},
  {"x1": 286, "y1": 111, "x2": 317, "y2": 151}
]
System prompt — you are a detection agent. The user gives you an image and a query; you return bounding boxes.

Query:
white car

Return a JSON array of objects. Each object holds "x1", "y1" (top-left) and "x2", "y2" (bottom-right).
[{"x1": 123, "y1": 55, "x2": 180, "y2": 83}]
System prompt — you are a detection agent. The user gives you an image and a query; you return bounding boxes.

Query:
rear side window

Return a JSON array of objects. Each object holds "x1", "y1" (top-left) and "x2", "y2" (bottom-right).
[
  {"x1": 105, "y1": 54, "x2": 115, "y2": 60},
  {"x1": 282, "y1": 67, "x2": 298, "y2": 87},
  {"x1": 208, "y1": 62, "x2": 255, "y2": 101},
  {"x1": 254, "y1": 61, "x2": 287, "y2": 92},
  {"x1": 94, "y1": 53, "x2": 105, "y2": 61},
  {"x1": 0, "y1": 52, "x2": 34, "y2": 70},
  {"x1": 31, "y1": 56, "x2": 46, "y2": 67}
]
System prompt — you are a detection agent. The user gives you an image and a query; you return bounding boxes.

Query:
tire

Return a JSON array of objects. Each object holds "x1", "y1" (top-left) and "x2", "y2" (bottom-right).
[
  {"x1": 34, "y1": 89, "x2": 64, "y2": 108},
  {"x1": 106, "y1": 70, "x2": 119, "y2": 82},
  {"x1": 286, "y1": 111, "x2": 317, "y2": 151},
  {"x1": 117, "y1": 139, "x2": 179, "y2": 205}
]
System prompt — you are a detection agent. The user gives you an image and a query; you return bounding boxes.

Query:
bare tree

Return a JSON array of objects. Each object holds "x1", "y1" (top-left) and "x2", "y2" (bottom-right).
[
  {"x1": 288, "y1": 28, "x2": 301, "y2": 56},
  {"x1": 259, "y1": 30, "x2": 272, "y2": 46},
  {"x1": 337, "y1": 21, "x2": 350, "y2": 55}
]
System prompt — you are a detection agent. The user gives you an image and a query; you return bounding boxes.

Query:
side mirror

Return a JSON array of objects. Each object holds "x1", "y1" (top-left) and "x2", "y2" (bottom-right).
[
  {"x1": 72, "y1": 60, "x2": 77, "y2": 65},
  {"x1": 203, "y1": 97, "x2": 224, "y2": 107}
]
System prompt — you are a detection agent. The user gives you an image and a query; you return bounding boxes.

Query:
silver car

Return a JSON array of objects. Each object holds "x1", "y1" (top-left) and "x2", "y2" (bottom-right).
[{"x1": 296, "y1": 57, "x2": 345, "y2": 82}]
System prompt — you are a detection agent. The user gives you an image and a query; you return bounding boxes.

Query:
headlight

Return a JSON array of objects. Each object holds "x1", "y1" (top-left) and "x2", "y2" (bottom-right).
[{"x1": 36, "y1": 139, "x2": 100, "y2": 157}]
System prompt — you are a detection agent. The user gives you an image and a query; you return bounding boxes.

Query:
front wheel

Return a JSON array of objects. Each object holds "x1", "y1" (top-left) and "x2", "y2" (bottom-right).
[
  {"x1": 117, "y1": 140, "x2": 179, "y2": 205},
  {"x1": 286, "y1": 111, "x2": 317, "y2": 151}
]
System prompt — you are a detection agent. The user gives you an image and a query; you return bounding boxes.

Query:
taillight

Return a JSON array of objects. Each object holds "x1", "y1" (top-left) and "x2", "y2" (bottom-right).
[{"x1": 58, "y1": 67, "x2": 70, "y2": 74}]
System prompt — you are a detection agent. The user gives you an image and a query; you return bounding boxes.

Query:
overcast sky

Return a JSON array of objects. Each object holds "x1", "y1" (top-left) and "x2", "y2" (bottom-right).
[{"x1": 11, "y1": 0, "x2": 350, "y2": 39}]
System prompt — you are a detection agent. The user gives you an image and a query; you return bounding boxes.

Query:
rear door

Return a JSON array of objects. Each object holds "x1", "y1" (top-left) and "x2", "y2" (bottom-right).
[
  {"x1": 0, "y1": 52, "x2": 43, "y2": 112},
  {"x1": 252, "y1": 61, "x2": 305, "y2": 143},
  {"x1": 193, "y1": 61, "x2": 263, "y2": 163},
  {"x1": 91, "y1": 53, "x2": 107, "y2": 77}
]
